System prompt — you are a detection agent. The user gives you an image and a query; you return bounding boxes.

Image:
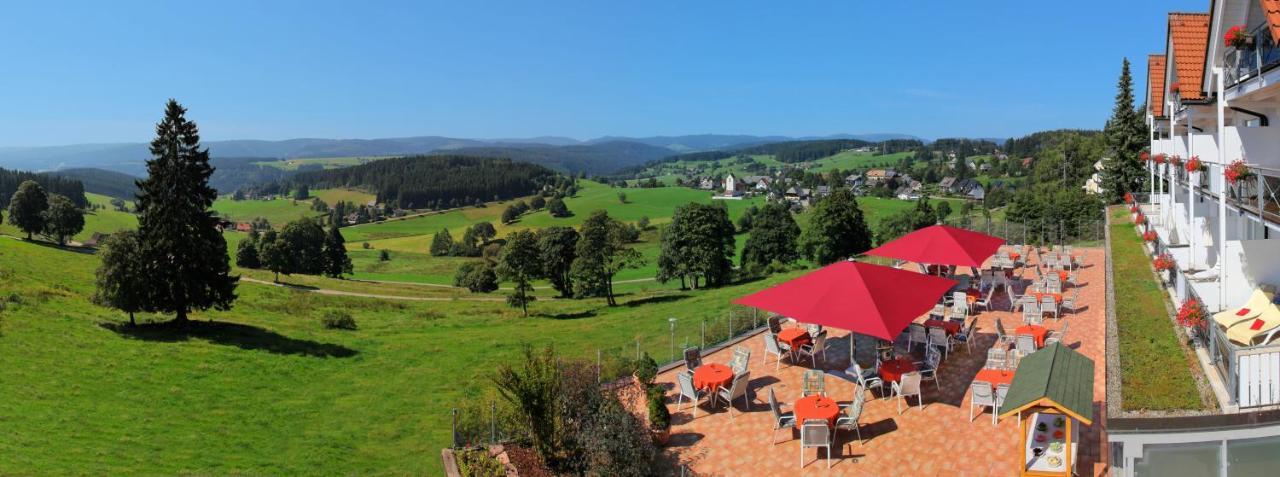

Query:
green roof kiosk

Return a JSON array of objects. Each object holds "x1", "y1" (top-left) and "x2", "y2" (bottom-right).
[{"x1": 997, "y1": 342, "x2": 1095, "y2": 477}]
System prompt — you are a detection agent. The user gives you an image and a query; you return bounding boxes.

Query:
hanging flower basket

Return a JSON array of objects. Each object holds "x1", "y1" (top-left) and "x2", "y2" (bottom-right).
[
  {"x1": 1143, "y1": 230, "x2": 1157, "y2": 242},
  {"x1": 1140, "y1": 151, "x2": 1150, "y2": 162},
  {"x1": 1135, "y1": 214, "x2": 1147, "y2": 225},
  {"x1": 1225, "y1": 25, "x2": 1253, "y2": 49},
  {"x1": 1170, "y1": 82, "x2": 1181, "y2": 96},
  {"x1": 1130, "y1": 205, "x2": 1139, "y2": 213},
  {"x1": 1125, "y1": 192, "x2": 1135, "y2": 204},
  {"x1": 1154, "y1": 153, "x2": 1167, "y2": 165},
  {"x1": 1185, "y1": 156, "x2": 1204, "y2": 173},
  {"x1": 1169, "y1": 155, "x2": 1183, "y2": 168},
  {"x1": 1226, "y1": 159, "x2": 1253, "y2": 184},
  {"x1": 1153, "y1": 253, "x2": 1175, "y2": 272}
]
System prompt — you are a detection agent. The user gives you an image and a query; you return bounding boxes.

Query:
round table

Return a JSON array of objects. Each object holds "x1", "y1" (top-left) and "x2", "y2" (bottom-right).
[
  {"x1": 974, "y1": 368, "x2": 1016, "y2": 386},
  {"x1": 692, "y1": 363, "x2": 734, "y2": 393},
  {"x1": 793, "y1": 395, "x2": 840, "y2": 428},
  {"x1": 1015, "y1": 325, "x2": 1049, "y2": 348},
  {"x1": 878, "y1": 358, "x2": 918, "y2": 384},
  {"x1": 777, "y1": 328, "x2": 811, "y2": 351},
  {"x1": 923, "y1": 319, "x2": 962, "y2": 336},
  {"x1": 1032, "y1": 292, "x2": 1063, "y2": 304}
]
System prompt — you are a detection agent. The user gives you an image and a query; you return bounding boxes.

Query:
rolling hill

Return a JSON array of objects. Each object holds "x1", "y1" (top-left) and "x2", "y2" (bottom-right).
[{"x1": 47, "y1": 168, "x2": 139, "y2": 199}]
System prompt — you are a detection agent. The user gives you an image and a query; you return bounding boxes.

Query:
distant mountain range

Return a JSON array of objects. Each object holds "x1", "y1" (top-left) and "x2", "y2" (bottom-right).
[{"x1": 0, "y1": 133, "x2": 924, "y2": 177}]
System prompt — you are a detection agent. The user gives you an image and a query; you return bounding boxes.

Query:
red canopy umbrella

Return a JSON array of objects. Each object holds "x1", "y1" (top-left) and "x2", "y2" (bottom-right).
[
  {"x1": 865, "y1": 224, "x2": 1005, "y2": 269},
  {"x1": 733, "y1": 261, "x2": 956, "y2": 341}
]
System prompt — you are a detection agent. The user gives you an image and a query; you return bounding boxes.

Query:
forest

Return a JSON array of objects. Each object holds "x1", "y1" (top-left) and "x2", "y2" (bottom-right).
[
  {"x1": 292, "y1": 155, "x2": 561, "y2": 209},
  {"x1": 1002, "y1": 129, "x2": 1102, "y2": 158},
  {"x1": 0, "y1": 167, "x2": 88, "y2": 208},
  {"x1": 738, "y1": 139, "x2": 872, "y2": 163},
  {"x1": 49, "y1": 168, "x2": 139, "y2": 199}
]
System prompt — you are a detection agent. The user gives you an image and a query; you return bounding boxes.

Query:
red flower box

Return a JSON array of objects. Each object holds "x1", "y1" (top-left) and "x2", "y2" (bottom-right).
[
  {"x1": 1130, "y1": 205, "x2": 1139, "y2": 213},
  {"x1": 1125, "y1": 192, "x2": 1135, "y2": 204},
  {"x1": 1135, "y1": 214, "x2": 1147, "y2": 225},
  {"x1": 1177, "y1": 299, "x2": 1207, "y2": 329},
  {"x1": 1140, "y1": 151, "x2": 1150, "y2": 162},
  {"x1": 1170, "y1": 82, "x2": 1181, "y2": 95},
  {"x1": 1226, "y1": 25, "x2": 1249, "y2": 48},
  {"x1": 1154, "y1": 154, "x2": 1167, "y2": 165},
  {"x1": 1153, "y1": 253, "x2": 1175, "y2": 272},
  {"x1": 1143, "y1": 230, "x2": 1157, "y2": 242},
  {"x1": 1169, "y1": 155, "x2": 1183, "y2": 168},
  {"x1": 1185, "y1": 156, "x2": 1203, "y2": 173},
  {"x1": 1226, "y1": 159, "x2": 1252, "y2": 184}
]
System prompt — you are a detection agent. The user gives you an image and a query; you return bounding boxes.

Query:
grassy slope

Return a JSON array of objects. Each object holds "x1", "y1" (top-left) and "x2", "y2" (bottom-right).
[
  {"x1": 0, "y1": 193, "x2": 136, "y2": 242},
  {"x1": 254, "y1": 157, "x2": 393, "y2": 171},
  {"x1": 1109, "y1": 206, "x2": 1202, "y2": 410},
  {"x1": 213, "y1": 196, "x2": 325, "y2": 226},
  {"x1": 312, "y1": 188, "x2": 377, "y2": 206},
  {"x1": 0, "y1": 236, "x2": 794, "y2": 475}
]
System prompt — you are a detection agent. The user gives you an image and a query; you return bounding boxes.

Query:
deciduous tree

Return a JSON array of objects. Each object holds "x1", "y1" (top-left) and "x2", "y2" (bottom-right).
[
  {"x1": 570, "y1": 210, "x2": 645, "y2": 305},
  {"x1": 497, "y1": 230, "x2": 542, "y2": 316},
  {"x1": 741, "y1": 202, "x2": 800, "y2": 270},
  {"x1": 41, "y1": 193, "x2": 84, "y2": 246},
  {"x1": 7, "y1": 180, "x2": 48, "y2": 240},
  {"x1": 799, "y1": 189, "x2": 872, "y2": 265},
  {"x1": 537, "y1": 226, "x2": 579, "y2": 298},
  {"x1": 430, "y1": 228, "x2": 455, "y2": 256},
  {"x1": 92, "y1": 231, "x2": 147, "y2": 325}
]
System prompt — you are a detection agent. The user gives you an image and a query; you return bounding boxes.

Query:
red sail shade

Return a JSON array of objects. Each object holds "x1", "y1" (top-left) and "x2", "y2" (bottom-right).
[
  {"x1": 733, "y1": 261, "x2": 956, "y2": 341},
  {"x1": 865, "y1": 225, "x2": 1005, "y2": 268}
]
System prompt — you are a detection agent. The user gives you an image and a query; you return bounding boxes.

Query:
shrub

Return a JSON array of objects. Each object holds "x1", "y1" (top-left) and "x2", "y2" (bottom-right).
[
  {"x1": 320, "y1": 310, "x2": 357, "y2": 330},
  {"x1": 362, "y1": 242, "x2": 371, "y2": 249},
  {"x1": 633, "y1": 352, "x2": 658, "y2": 387},
  {"x1": 379, "y1": 249, "x2": 390, "y2": 261},
  {"x1": 647, "y1": 386, "x2": 669, "y2": 430},
  {"x1": 455, "y1": 262, "x2": 499, "y2": 293},
  {"x1": 455, "y1": 448, "x2": 506, "y2": 477}
]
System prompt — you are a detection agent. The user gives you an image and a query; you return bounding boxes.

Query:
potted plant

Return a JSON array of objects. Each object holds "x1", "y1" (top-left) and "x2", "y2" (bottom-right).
[
  {"x1": 1226, "y1": 159, "x2": 1253, "y2": 185},
  {"x1": 633, "y1": 352, "x2": 658, "y2": 388},
  {"x1": 1143, "y1": 230, "x2": 1157, "y2": 242},
  {"x1": 1185, "y1": 156, "x2": 1204, "y2": 173},
  {"x1": 1225, "y1": 25, "x2": 1253, "y2": 49},
  {"x1": 647, "y1": 386, "x2": 671, "y2": 445},
  {"x1": 1139, "y1": 151, "x2": 1150, "y2": 163},
  {"x1": 1170, "y1": 82, "x2": 1181, "y2": 97},
  {"x1": 1169, "y1": 155, "x2": 1183, "y2": 169},
  {"x1": 1135, "y1": 214, "x2": 1146, "y2": 225},
  {"x1": 1153, "y1": 253, "x2": 1175, "y2": 283},
  {"x1": 1154, "y1": 153, "x2": 1167, "y2": 165},
  {"x1": 1125, "y1": 191, "x2": 1135, "y2": 205},
  {"x1": 1177, "y1": 298, "x2": 1208, "y2": 344}
]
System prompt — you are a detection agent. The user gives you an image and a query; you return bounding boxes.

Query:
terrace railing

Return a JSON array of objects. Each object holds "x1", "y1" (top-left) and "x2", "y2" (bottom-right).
[
  {"x1": 1223, "y1": 164, "x2": 1280, "y2": 226},
  {"x1": 941, "y1": 215, "x2": 1106, "y2": 247},
  {"x1": 1224, "y1": 23, "x2": 1280, "y2": 89}
]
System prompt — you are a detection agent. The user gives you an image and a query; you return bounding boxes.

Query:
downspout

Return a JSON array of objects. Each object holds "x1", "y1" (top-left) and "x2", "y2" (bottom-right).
[
  {"x1": 1216, "y1": 66, "x2": 1227, "y2": 310},
  {"x1": 1228, "y1": 106, "x2": 1269, "y2": 126}
]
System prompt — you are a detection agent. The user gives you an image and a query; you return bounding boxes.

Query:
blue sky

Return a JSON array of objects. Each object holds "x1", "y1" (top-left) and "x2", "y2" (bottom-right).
[{"x1": 0, "y1": 0, "x2": 1204, "y2": 147}]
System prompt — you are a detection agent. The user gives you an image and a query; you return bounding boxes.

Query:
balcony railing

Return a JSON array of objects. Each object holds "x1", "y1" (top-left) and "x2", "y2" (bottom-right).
[
  {"x1": 1225, "y1": 23, "x2": 1280, "y2": 89},
  {"x1": 1224, "y1": 165, "x2": 1280, "y2": 224}
]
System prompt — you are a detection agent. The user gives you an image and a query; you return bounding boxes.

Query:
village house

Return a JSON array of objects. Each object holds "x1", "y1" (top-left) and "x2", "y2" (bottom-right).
[{"x1": 864, "y1": 168, "x2": 896, "y2": 186}]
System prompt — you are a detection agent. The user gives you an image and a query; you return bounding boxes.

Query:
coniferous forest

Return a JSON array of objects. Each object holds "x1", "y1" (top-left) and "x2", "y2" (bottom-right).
[
  {"x1": 0, "y1": 167, "x2": 88, "y2": 208},
  {"x1": 292, "y1": 155, "x2": 560, "y2": 209}
]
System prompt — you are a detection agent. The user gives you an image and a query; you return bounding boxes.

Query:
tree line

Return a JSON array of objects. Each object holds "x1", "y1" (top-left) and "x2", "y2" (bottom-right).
[
  {"x1": 4, "y1": 180, "x2": 86, "y2": 245},
  {"x1": 235, "y1": 215, "x2": 351, "y2": 282},
  {"x1": 292, "y1": 155, "x2": 562, "y2": 210},
  {"x1": 0, "y1": 167, "x2": 87, "y2": 209}
]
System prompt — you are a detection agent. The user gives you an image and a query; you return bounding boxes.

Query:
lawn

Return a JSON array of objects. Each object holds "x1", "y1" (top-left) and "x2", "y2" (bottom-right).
[
  {"x1": 0, "y1": 235, "x2": 793, "y2": 475},
  {"x1": 806, "y1": 151, "x2": 910, "y2": 172},
  {"x1": 0, "y1": 192, "x2": 136, "y2": 242},
  {"x1": 1108, "y1": 206, "x2": 1203, "y2": 410},
  {"x1": 312, "y1": 188, "x2": 377, "y2": 206},
  {"x1": 213, "y1": 196, "x2": 326, "y2": 226}
]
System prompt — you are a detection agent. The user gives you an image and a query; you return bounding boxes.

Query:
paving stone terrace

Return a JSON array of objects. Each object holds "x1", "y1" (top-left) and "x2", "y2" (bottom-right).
[{"x1": 650, "y1": 248, "x2": 1108, "y2": 476}]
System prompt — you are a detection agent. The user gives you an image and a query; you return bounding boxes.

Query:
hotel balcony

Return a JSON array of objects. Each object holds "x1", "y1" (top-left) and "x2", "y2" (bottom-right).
[{"x1": 1224, "y1": 23, "x2": 1280, "y2": 97}]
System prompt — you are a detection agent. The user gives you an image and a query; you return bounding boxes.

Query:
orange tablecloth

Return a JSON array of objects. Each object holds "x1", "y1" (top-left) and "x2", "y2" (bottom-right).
[
  {"x1": 974, "y1": 368, "x2": 1016, "y2": 386},
  {"x1": 1057, "y1": 270, "x2": 1069, "y2": 282},
  {"x1": 966, "y1": 288, "x2": 981, "y2": 304},
  {"x1": 1015, "y1": 325, "x2": 1049, "y2": 348},
  {"x1": 923, "y1": 319, "x2": 962, "y2": 336},
  {"x1": 692, "y1": 363, "x2": 734, "y2": 392},
  {"x1": 777, "y1": 328, "x2": 811, "y2": 351},
  {"x1": 878, "y1": 358, "x2": 918, "y2": 384},
  {"x1": 1032, "y1": 292, "x2": 1063, "y2": 304},
  {"x1": 1009, "y1": 252, "x2": 1021, "y2": 261},
  {"x1": 793, "y1": 395, "x2": 840, "y2": 428}
]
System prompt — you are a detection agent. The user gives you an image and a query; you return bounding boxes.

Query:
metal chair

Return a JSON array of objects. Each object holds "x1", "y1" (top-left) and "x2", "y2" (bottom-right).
[
  {"x1": 684, "y1": 347, "x2": 702, "y2": 371},
  {"x1": 1022, "y1": 303, "x2": 1042, "y2": 325},
  {"x1": 995, "y1": 318, "x2": 1012, "y2": 347},
  {"x1": 805, "y1": 323, "x2": 823, "y2": 336},
  {"x1": 908, "y1": 323, "x2": 928, "y2": 351},
  {"x1": 986, "y1": 347, "x2": 1007, "y2": 369},
  {"x1": 970, "y1": 381, "x2": 998, "y2": 425},
  {"x1": 768, "y1": 388, "x2": 796, "y2": 444},
  {"x1": 730, "y1": 345, "x2": 751, "y2": 374},
  {"x1": 1045, "y1": 322, "x2": 1069, "y2": 346},
  {"x1": 929, "y1": 304, "x2": 946, "y2": 320},
  {"x1": 891, "y1": 371, "x2": 924, "y2": 414},
  {"x1": 851, "y1": 361, "x2": 885, "y2": 398},
  {"x1": 1040, "y1": 296, "x2": 1059, "y2": 320},
  {"x1": 952, "y1": 292, "x2": 969, "y2": 315},
  {"x1": 802, "y1": 369, "x2": 826, "y2": 397},
  {"x1": 763, "y1": 333, "x2": 788, "y2": 370},
  {"x1": 767, "y1": 315, "x2": 784, "y2": 334},
  {"x1": 994, "y1": 384, "x2": 1011, "y2": 424},
  {"x1": 800, "y1": 419, "x2": 834, "y2": 469},
  {"x1": 798, "y1": 333, "x2": 827, "y2": 366},
  {"x1": 954, "y1": 318, "x2": 979, "y2": 354},
  {"x1": 717, "y1": 371, "x2": 752, "y2": 419},
  {"x1": 916, "y1": 347, "x2": 942, "y2": 388},
  {"x1": 1060, "y1": 289, "x2": 1082, "y2": 315},
  {"x1": 1015, "y1": 334, "x2": 1037, "y2": 356},
  {"x1": 972, "y1": 286, "x2": 995, "y2": 313},
  {"x1": 676, "y1": 371, "x2": 708, "y2": 417},
  {"x1": 926, "y1": 327, "x2": 950, "y2": 360},
  {"x1": 836, "y1": 386, "x2": 866, "y2": 446},
  {"x1": 948, "y1": 306, "x2": 967, "y2": 324}
]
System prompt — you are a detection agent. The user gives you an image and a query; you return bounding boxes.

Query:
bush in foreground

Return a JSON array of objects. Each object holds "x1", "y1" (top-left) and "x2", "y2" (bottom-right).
[{"x1": 320, "y1": 310, "x2": 357, "y2": 330}]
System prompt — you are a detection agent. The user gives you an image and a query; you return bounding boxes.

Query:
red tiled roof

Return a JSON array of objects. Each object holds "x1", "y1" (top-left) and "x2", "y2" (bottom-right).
[
  {"x1": 1168, "y1": 12, "x2": 1210, "y2": 100},
  {"x1": 1149, "y1": 54, "x2": 1166, "y2": 117},
  {"x1": 1263, "y1": 0, "x2": 1280, "y2": 45}
]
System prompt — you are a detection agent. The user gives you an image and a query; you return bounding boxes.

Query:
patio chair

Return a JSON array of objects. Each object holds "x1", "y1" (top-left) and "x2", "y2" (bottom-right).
[
  {"x1": 806, "y1": 323, "x2": 823, "y2": 336},
  {"x1": 929, "y1": 304, "x2": 946, "y2": 320},
  {"x1": 926, "y1": 327, "x2": 950, "y2": 360},
  {"x1": 802, "y1": 369, "x2": 826, "y2": 397},
  {"x1": 954, "y1": 318, "x2": 979, "y2": 354},
  {"x1": 1015, "y1": 334, "x2": 1037, "y2": 356},
  {"x1": 730, "y1": 346, "x2": 752, "y2": 374},
  {"x1": 800, "y1": 419, "x2": 834, "y2": 469},
  {"x1": 952, "y1": 292, "x2": 969, "y2": 315},
  {"x1": 797, "y1": 333, "x2": 827, "y2": 367},
  {"x1": 717, "y1": 371, "x2": 752, "y2": 419},
  {"x1": 891, "y1": 371, "x2": 924, "y2": 414},
  {"x1": 994, "y1": 384, "x2": 1011, "y2": 424},
  {"x1": 684, "y1": 347, "x2": 702, "y2": 371},
  {"x1": 1022, "y1": 304, "x2": 1042, "y2": 325},
  {"x1": 986, "y1": 348, "x2": 1006, "y2": 369},
  {"x1": 948, "y1": 306, "x2": 967, "y2": 324},
  {"x1": 768, "y1": 315, "x2": 785, "y2": 334},
  {"x1": 1045, "y1": 322, "x2": 1069, "y2": 347},
  {"x1": 676, "y1": 371, "x2": 708, "y2": 417},
  {"x1": 763, "y1": 333, "x2": 789, "y2": 371},
  {"x1": 1060, "y1": 289, "x2": 1081, "y2": 315},
  {"x1": 908, "y1": 323, "x2": 928, "y2": 351},
  {"x1": 995, "y1": 318, "x2": 1012, "y2": 347},
  {"x1": 970, "y1": 381, "x2": 998, "y2": 425},
  {"x1": 916, "y1": 346, "x2": 942, "y2": 388},
  {"x1": 1040, "y1": 296, "x2": 1059, "y2": 320},
  {"x1": 972, "y1": 286, "x2": 995, "y2": 313},
  {"x1": 836, "y1": 386, "x2": 866, "y2": 446},
  {"x1": 1014, "y1": 294, "x2": 1037, "y2": 313},
  {"x1": 851, "y1": 361, "x2": 885, "y2": 398},
  {"x1": 768, "y1": 388, "x2": 797, "y2": 444}
]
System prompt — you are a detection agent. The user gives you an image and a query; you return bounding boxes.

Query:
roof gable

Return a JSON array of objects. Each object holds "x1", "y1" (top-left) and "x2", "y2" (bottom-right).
[
  {"x1": 1149, "y1": 54, "x2": 1167, "y2": 117},
  {"x1": 998, "y1": 342, "x2": 1095, "y2": 424},
  {"x1": 1168, "y1": 12, "x2": 1211, "y2": 100}
]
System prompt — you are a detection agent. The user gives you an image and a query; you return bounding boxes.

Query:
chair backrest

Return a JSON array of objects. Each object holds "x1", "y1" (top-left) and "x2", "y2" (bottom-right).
[
  {"x1": 927, "y1": 327, "x2": 947, "y2": 345},
  {"x1": 812, "y1": 334, "x2": 826, "y2": 353},
  {"x1": 899, "y1": 371, "x2": 922, "y2": 394},
  {"x1": 909, "y1": 324, "x2": 927, "y2": 341},
  {"x1": 768, "y1": 387, "x2": 783, "y2": 419},
  {"x1": 995, "y1": 318, "x2": 1008, "y2": 339},
  {"x1": 806, "y1": 323, "x2": 823, "y2": 336},
  {"x1": 925, "y1": 347, "x2": 941, "y2": 367},
  {"x1": 678, "y1": 371, "x2": 698, "y2": 399},
  {"x1": 763, "y1": 333, "x2": 781, "y2": 355},
  {"x1": 846, "y1": 390, "x2": 865, "y2": 420},
  {"x1": 986, "y1": 348, "x2": 1006, "y2": 368},
  {"x1": 964, "y1": 318, "x2": 978, "y2": 338},
  {"x1": 802, "y1": 369, "x2": 825, "y2": 396},
  {"x1": 995, "y1": 383, "x2": 1011, "y2": 403},
  {"x1": 1016, "y1": 334, "x2": 1037, "y2": 355},
  {"x1": 728, "y1": 370, "x2": 750, "y2": 398},
  {"x1": 801, "y1": 420, "x2": 830, "y2": 446},
  {"x1": 931, "y1": 304, "x2": 945, "y2": 317},
  {"x1": 684, "y1": 347, "x2": 702, "y2": 370},
  {"x1": 1040, "y1": 296, "x2": 1056, "y2": 308},
  {"x1": 971, "y1": 381, "x2": 995, "y2": 405},
  {"x1": 953, "y1": 291, "x2": 967, "y2": 305},
  {"x1": 1022, "y1": 304, "x2": 1041, "y2": 322},
  {"x1": 768, "y1": 315, "x2": 783, "y2": 333}
]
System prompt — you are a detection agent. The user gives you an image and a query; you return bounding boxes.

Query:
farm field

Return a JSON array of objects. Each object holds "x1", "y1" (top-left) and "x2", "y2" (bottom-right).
[
  {"x1": 0, "y1": 192, "x2": 136, "y2": 242},
  {"x1": 312, "y1": 188, "x2": 377, "y2": 206},
  {"x1": 634, "y1": 151, "x2": 911, "y2": 186},
  {"x1": 253, "y1": 156, "x2": 393, "y2": 171},
  {"x1": 0, "y1": 235, "x2": 795, "y2": 475},
  {"x1": 212, "y1": 196, "x2": 326, "y2": 226}
]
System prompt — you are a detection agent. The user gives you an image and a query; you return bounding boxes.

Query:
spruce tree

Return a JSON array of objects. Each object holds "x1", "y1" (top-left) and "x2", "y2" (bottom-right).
[
  {"x1": 134, "y1": 100, "x2": 237, "y2": 322},
  {"x1": 430, "y1": 228, "x2": 455, "y2": 256},
  {"x1": 322, "y1": 223, "x2": 353, "y2": 278},
  {"x1": 1102, "y1": 58, "x2": 1151, "y2": 204}
]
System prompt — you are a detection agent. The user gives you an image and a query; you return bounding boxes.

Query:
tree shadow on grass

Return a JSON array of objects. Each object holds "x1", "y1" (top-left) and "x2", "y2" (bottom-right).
[
  {"x1": 536, "y1": 310, "x2": 599, "y2": 320},
  {"x1": 269, "y1": 280, "x2": 321, "y2": 291},
  {"x1": 100, "y1": 320, "x2": 358, "y2": 358},
  {"x1": 622, "y1": 294, "x2": 690, "y2": 307}
]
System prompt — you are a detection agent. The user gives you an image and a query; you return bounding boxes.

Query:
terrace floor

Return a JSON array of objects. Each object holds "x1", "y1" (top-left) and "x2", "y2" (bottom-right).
[{"x1": 651, "y1": 248, "x2": 1108, "y2": 476}]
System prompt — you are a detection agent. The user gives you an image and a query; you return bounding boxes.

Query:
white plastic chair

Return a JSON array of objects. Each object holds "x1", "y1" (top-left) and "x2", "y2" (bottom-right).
[
  {"x1": 970, "y1": 381, "x2": 998, "y2": 425},
  {"x1": 717, "y1": 371, "x2": 752, "y2": 419},
  {"x1": 1016, "y1": 334, "x2": 1037, "y2": 356},
  {"x1": 1022, "y1": 303, "x2": 1042, "y2": 325},
  {"x1": 768, "y1": 388, "x2": 796, "y2": 444},
  {"x1": 986, "y1": 347, "x2": 1007, "y2": 369},
  {"x1": 800, "y1": 419, "x2": 834, "y2": 469},
  {"x1": 762, "y1": 333, "x2": 788, "y2": 370},
  {"x1": 891, "y1": 371, "x2": 924, "y2": 414},
  {"x1": 1040, "y1": 296, "x2": 1059, "y2": 320},
  {"x1": 994, "y1": 384, "x2": 1011, "y2": 424},
  {"x1": 676, "y1": 371, "x2": 708, "y2": 417}
]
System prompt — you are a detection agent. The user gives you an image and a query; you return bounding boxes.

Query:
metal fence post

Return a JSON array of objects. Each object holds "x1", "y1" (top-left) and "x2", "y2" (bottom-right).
[
  {"x1": 452, "y1": 408, "x2": 460, "y2": 448},
  {"x1": 700, "y1": 319, "x2": 706, "y2": 349},
  {"x1": 729, "y1": 311, "x2": 734, "y2": 341},
  {"x1": 669, "y1": 318, "x2": 677, "y2": 362},
  {"x1": 597, "y1": 349, "x2": 602, "y2": 383},
  {"x1": 490, "y1": 400, "x2": 497, "y2": 444}
]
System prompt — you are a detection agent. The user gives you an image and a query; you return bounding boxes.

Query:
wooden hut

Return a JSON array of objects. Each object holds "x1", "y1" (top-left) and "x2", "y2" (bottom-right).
[{"x1": 998, "y1": 342, "x2": 1095, "y2": 476}]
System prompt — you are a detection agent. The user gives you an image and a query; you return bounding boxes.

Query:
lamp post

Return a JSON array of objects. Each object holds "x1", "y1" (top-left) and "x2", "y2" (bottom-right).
[{"x1": 668, "y1": 317, "x2": 677, "y2": 362}]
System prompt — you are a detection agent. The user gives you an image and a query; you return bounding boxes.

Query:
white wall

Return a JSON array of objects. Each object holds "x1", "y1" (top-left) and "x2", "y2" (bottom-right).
[{"x1": 1226, "y1": 126, "x2": 1280, "y2": 169}]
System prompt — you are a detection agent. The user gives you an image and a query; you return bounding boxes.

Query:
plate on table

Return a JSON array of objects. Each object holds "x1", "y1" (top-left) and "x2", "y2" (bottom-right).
[
  {"x1": 1047, "y1": 455, "x2": 1063, "y2": 467},
  {"x1": 1049, "y1": 442, "x2": 1063, "y2": 453}
]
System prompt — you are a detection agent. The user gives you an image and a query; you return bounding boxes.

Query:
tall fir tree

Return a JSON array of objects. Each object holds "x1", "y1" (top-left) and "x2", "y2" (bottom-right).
[
  {"x1": 1101, "y1": 58, "x2": 1151, "y2": 204},
  {"x1": 133, "y1": 100, "x2": 238, "y2": 322}
]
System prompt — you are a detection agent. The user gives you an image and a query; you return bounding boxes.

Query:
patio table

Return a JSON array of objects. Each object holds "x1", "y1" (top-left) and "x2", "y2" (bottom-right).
[
  {"x1": 966, "y1": 288, "x2": 981, "y2": 305},
  {"x1": 1056, "y1": 270, "x2": 1069, "y2": 282},
  {"x1": 1032, "y1": 292, "x2": 1063, "y2": 304},
  {"x1": 974, "y1": 368, "x2": 1016, "y2": 387},
  {"x1": 793, "y1": 395, "x2": 840, "y2": 428},
  {"x1": 692, "y1": 363, "x2": 734, "y2": 393},
  {"x1": 923, "y1": 319, "x2": 961, "y2": 336},
  {"x1": 878, "y1": 357, "x2": 918, "y2": 384},
  {"x1": 777, "y1": 328, "x2": 811, "y2": 351},
  {"x1": 1015, "y1": 325, "x2": 1049, "y2": 348},
  {"x1": 1009, "y1": 252, "x2": 1021, "y2": 262}
]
